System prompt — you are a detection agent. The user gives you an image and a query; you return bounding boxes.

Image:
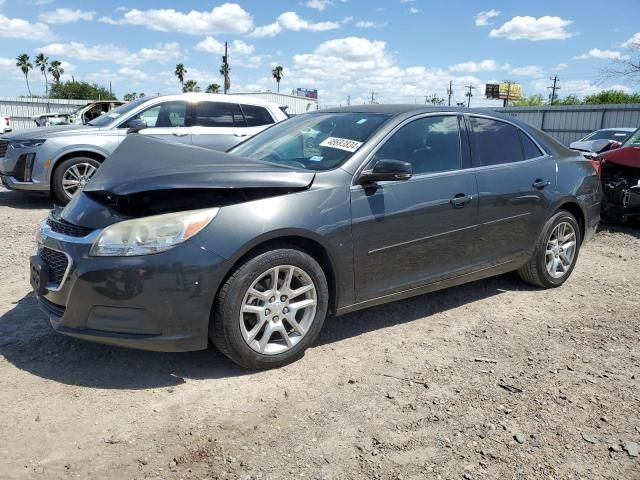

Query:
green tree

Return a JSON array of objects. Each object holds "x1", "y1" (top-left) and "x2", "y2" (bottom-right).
[
  {"x1": 35, "y1": 53, "x2": 49, "y2": 95},
  {"x1": 123, "y1": 92, "x2": 138, "y2": 102},
  {"x1": 556, "y1": 94, "x2": 582, "y2": 105},
  {"x1": 48, "y1": 60, "x2": 64, "y2": 84},
  {"x1": 512, "y1": 94, "x2": 546, "y2": 106},
  {"x1": 425, "y1": 94, "x2": 445, "y2": 105},
  {"x1": 15, "y1": 53, "x2": 33, "y2": 96},
  {"x1": 272, "y1": 65, "x2": 284, "y2": 93},
  {"x1": 584, "y1": 89, "x2": 640, "y2": 104},
  {"x1": 174, "y1": 63, "x2": 186, "y2": 91},
  {"x1": 205, "y1": 83, "x2": 221, "y2": 93},
  {"x1": 49, "y1": 80, "x2": 116, "y2": 100},
  {"x1": 220, "y1": 63, "x2": 230, "y2": 91},
  {"x1": 183, "y1": 79, "x2": 200, "y2": 92}
]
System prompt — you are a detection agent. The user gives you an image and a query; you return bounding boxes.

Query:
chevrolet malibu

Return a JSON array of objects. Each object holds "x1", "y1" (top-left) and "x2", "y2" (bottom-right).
[{"x1": 31, "y1": 106, "x2": 601, "y2": 369}]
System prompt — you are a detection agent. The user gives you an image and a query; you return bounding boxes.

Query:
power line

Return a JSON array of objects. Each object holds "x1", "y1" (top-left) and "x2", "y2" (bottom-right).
[
  {"x1": 464, "y1": 84, "x2": 476, "y2": 108},
  {"x1": 548, "y1": 75, "x2": 560, "y2": 105}
]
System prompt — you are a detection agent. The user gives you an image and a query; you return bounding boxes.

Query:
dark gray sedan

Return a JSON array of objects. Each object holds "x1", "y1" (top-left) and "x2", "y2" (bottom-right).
[{"x1": 31, "y1": 106, "x2": 601, "y2": 369}]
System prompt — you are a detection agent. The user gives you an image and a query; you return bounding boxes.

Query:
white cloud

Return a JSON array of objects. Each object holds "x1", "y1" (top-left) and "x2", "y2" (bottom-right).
[
  {"x1": 490, "y1": 16, "x2": 573, "y2": 41},
  {"x1": 39, "y1": 8, "x2": 96, "y2": 24},
  {"x1": 408, "y1": 7, "x2": 420, "y2": 14},
  {"x1": 554, "y1": 63, "x2": 568, "y2": 71},
  {"x1": 194, "y1": 37, "x2": 261, "y2": 67},
  {"x1": 449, "y1": 59, "x2": 501, "y2": 72},
  {"x1": 0, "y1": 14, "x2": 54, "y2": 41},
  {"x1": 100, "y1": 3, "x2": 253, "y2": 35},
  {"x1": 573, "y1": 48, "x2": 628, "y2": 60},
  {"x1": 118, "y1": 67, "x2": 148, "y2": 80},
  {"x1": 39, "y1": 42, "x2": 184, "y2": 66},
  {"x1": 621, "y1": 32, "x2": 640, "y2": 48},
  {"x1": 355, "y1": 20, "x2": 386, "y2": 28},
  {"x1": 509, "y1": 65, "x2": 544, "y2": 77},
  {"x1": 251, "y1": 11, "x2": 339, "y2": 37},
  {"x1": 475, "y1": 9, "x2": 500, "y2": 27},
  {"x1": 306, "y1": 0, "x2": 332, "y2": 11}
]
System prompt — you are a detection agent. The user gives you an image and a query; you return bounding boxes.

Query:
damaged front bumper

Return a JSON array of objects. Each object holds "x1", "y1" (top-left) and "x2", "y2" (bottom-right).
[{"x1": 32, "y1": 215, "x2": 230, "y2": 352}]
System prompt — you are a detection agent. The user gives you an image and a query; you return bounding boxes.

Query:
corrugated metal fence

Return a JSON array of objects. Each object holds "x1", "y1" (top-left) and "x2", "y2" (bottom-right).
[
  {"x1": 0, "y1": 97, "x2": 91, "y2": 130},
  {"x1": 493, "y1": 103, "x2": 640, "y2": 146}
]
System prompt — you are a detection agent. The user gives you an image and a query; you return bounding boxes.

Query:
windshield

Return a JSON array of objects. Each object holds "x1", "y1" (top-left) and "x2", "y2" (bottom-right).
[
  {"x1": 87, "y1": 98, "x2": 148, "y2": 127},
  {"x1": 581, "y1": 130, "x2": 633, "y2": 141},
  {"x1": 229, "y1": 112, "x2": 390, "y2": 171},
  {"x1": 621, "y1": 128, "x2": 640, "y2": 147}
]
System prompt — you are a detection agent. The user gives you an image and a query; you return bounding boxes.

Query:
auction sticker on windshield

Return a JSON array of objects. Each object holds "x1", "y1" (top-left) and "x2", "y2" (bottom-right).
[{"x1": 319, "y1": 137, "x2": 363, "y2": 153}]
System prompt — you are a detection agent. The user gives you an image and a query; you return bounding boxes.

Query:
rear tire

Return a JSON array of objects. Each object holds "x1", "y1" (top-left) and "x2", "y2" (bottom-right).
[
  {"x1": 211, "y1": 248, "x2": 328, "y2": 369},
  {"x1": 518, "y1": 210, "x2": 581, "y2": 288},
  {"x1": 52, "y1": 156, "x2": 101, "y2": 204}
]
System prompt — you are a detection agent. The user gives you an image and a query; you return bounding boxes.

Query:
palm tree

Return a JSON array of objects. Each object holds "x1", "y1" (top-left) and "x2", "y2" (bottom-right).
[
  {"x1": 35, "y1": 53, "x2": 49, "y2": 95},
  {"x1": 183, "y1": 79, "x2": 200, "y2": 93},
  {"x1": 48, "y1": 60, "x2": 64, "y2": 84},
  {"x1": 219, "y1": 63, "x2": 230, "y2": 92},
  {"x1": 174, "y1": 64, "x2": 186, "y2": 91},
  {"x1": 16, "y1": 54, "x2": 33, "y2": 96},
  {"x1": 272, "y1": 65, "x2": 284, "y2": 93},
  {"x1": 205, "y1": 83, "x2": 221, "y2": 94}
]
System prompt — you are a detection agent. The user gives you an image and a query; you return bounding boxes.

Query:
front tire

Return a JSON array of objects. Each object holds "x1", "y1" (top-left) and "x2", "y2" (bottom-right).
[
  {"x1": 52, "y1": 157, "x2": 101, "y2": 204},
  {"x1": 211, "y1": 248, "x2": 329, "y2": 369},
  {"x1": 518, "y1": 210, "x2": 581, "y2": 288}
]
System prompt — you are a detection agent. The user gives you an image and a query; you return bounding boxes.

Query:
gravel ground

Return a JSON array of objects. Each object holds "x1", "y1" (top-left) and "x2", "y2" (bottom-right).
[{"x1": 0, "y1": 185, "x2": 638, "y2": 480}]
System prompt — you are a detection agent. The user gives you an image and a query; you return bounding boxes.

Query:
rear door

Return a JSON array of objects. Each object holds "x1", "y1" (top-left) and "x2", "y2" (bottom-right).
[
  {"x1": 350, "y1": 114, "x2": 480, "y2": 301},
  {"x1": 191, "y1": 101, "x2": 248, "y2": 151},
  {"x1": 468, "y1": 115, "x2": 556, "y2": 266}
]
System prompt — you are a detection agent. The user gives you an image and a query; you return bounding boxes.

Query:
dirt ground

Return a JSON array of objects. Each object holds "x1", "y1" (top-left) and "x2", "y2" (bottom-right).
[{"x1": 0, "y1": 185, "x2": 638, "y2": 480}]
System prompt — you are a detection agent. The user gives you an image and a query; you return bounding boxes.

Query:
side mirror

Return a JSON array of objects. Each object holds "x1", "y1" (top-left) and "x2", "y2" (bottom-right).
[
  {"x1": 126, "y1": 118, "x2": 147, "y2": 134},
  {"x1": 609, "y1": 141, "x2": 622, "y2": 151},
  {"x1": 358, "y1": 159, "x2": 412, "y2": 184}
]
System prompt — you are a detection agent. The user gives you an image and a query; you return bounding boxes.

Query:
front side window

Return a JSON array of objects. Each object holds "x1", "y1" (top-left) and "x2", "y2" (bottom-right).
[
  {"x1": 241, "y1": 104, "x2": 275, "y2": 127},
  {"x1": 373, "y1": 115, "x2": 462, "y2": 175},
  {"x1": 230, "y1": 113, "x2": 389, "y2": 171},
  {"x1": 194, "y1": 102, "x2": 244, "y2": 127},
  {"x1": 470, "y1": 117, "x2": 524, "y2": 166},
  {"x1": 622, "y1": 128, "x2": 640, "y2": 147},
  {"x1": 124, "y1": 101, "x2": 188, "y2": 128},
  {"x1": 89, "y1": 97, "x2": 149, "y2": 127}
]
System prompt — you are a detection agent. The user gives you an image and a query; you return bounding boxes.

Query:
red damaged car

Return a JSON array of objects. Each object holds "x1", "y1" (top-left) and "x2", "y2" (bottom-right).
[{"x1": 599, "y1": 127, "x2": 640, "y2": 223}]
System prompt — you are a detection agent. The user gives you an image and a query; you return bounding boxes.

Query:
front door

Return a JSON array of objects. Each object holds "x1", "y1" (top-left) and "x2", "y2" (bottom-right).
[
  {"x1": 467, "y1": 115, "x2": 556, "y2": 266},
  {"x1": 134, "y1": 100, "x2": 192, "y2": 145},
  {"x1": 351, "y1": 114, "x2": 479, "y2": 302}
]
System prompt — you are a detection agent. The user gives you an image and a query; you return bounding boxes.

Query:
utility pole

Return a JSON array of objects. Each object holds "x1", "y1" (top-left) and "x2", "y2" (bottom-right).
[
  {"x1": 502, "y1": 80, "x2": 514, "y2": 107},
  {"x1": 548, "y1": 75, "x2": 560, "y2": 105},
  {"x1": 109, "y1": 80, "x2": 112, "y2": 97},
  {"x1": 222, "y1": 42, "x2": 229, "y2": 94},
  {"x1": 465, "y1": 84, "x2": 475, "y2": 108},
  {"x1": 347, "y1": 95, "x2": 351, "y2": 106},
  {"x1": 369, "y1": 91, "x2": 375, "y2": 104},
  {"x1": 447, "y1": 80, "x2": 453, "y2": 107}
]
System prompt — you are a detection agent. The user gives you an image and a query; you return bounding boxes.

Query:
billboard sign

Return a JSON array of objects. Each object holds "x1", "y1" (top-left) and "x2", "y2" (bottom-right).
[
  {"x1": 296, "y1": 88, "x2": 318, "y2": 100},
  {"x1": 485, "y1": 83, "x2": 522, "y2": 100}
]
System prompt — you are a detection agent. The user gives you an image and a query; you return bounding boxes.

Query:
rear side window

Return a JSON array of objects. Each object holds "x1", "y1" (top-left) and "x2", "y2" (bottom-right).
[
  {"x1": 194, "y1": 102, "x2": 245, "y2": 127},
  {"x1": 241, "y1": 104, "x2": 274, "y2": 127},
  {"x1": 469, "y1": 116, "x2": 523, "y2": 166},
  {"x1": 520, "y1": 131, "x2": 543, "y2": 159}
]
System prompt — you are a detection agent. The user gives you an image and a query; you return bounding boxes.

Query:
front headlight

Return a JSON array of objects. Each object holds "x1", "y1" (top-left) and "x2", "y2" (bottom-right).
[
  {"x1": 12, "y1": 139, "x2": 46, "y2": 148},
  {"x1": 89, "y1": 208, "x2": 219, "y2": 257}
]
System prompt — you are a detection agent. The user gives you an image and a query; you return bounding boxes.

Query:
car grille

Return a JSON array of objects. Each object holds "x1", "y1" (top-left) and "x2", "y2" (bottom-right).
[
  {"x1": 0, "y1": 140, "x2": 8, "y2": 158},
  {"x1": 47, "y1": 216, "x2": 93, "y2": 238},
  {"x1": 40, "y1": 247, "x2": 69, "y2": 285}
]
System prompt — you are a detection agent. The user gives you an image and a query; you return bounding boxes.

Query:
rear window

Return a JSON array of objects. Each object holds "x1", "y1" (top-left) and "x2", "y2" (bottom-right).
[
  {"x1": 241, "y1": 104, "x2": 275, "y2": 127},
  {"x1": 194, "y1": 102, "x2": 244, "y2": 127},
  {"x1": 521, "y1": 131, "x2": 543, "y2": 159}
]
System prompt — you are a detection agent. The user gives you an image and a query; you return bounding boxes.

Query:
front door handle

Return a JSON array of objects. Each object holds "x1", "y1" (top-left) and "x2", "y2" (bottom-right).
[
  {"x1": 532, "y1": 179, "x2": 550, "y2": 189},
  {"x1": 234, "y1": 133, "x2": 249, "y2": 138},
  {"x1": 172, "y1": 132, "x2": 189, "y2": 137},
  {"x1": 450, "y1": 193, "x2": 473, "y2": 208}
]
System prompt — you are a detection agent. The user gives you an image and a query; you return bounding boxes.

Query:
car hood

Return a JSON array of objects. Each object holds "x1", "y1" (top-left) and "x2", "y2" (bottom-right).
[
  {"x1": 85, "y1": 134, "x2": 315, "y2": 196},
  {"x1": 599, "y1": 145, "x2": 640, "y2": 169},
  {"x1": 1, "y1": 124, "x2": 99, "y2": 140},
  {"x1": 569, "y1": 139, "x2": 614, "y2": 153}
]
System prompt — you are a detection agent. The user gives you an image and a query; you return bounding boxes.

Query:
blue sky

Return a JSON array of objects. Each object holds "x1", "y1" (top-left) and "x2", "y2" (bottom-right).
[{"x1": 0, "y1": 0, "x2": 638, "y2": 106}]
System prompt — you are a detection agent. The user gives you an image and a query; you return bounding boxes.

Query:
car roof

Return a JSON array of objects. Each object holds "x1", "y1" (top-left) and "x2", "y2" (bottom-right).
[
  {"x1": 596, "y1": 127, "x2": 637, "y2": 132},
  {"x1": 152, "y1": 93, "x2": 284, "y2": 108},
  {"x1": 318, "y1": 104, "x2": 525, "y2": 120}
]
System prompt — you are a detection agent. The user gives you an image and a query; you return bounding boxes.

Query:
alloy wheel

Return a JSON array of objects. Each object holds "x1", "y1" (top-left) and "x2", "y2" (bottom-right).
[
  {"x1": 545, "y1": 221, "x2": 577, "y2": 279},
  {"x1": 239, "y1": 265, "x2": 317, "y2": 355},
  {"x1": 61, "y1": 162, "x2": 98, "y2": 198}
]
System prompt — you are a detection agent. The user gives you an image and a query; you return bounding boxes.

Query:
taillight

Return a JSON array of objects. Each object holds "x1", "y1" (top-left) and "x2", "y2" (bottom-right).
[{"x1": 590, "y1": 159, "x2": 601, "y2": 177}]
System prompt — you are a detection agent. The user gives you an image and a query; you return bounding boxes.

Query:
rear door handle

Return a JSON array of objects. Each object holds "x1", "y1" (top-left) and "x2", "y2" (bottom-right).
[
  {"x1": 532, "y1": 179, "x2": 550, "y2": 189},
  {"x1": 172, "y1": 132, "x2": 189, "y2": 137},
  {"x1": 450, "y1": 193, "x2": 473, "y2": 208},
  {"x1": 234, "y1": 133, "x2": 249, "y2": 138}
]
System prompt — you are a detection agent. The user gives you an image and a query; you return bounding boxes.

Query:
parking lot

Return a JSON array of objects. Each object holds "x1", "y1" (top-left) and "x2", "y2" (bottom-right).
[{"x1": 0, "y1": 184, "x2": 637, "y2": 479}]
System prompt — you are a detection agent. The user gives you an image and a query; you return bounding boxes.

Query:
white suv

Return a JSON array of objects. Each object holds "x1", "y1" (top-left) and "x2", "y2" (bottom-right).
[{"x1": 0, "y1": 115, "x2": 11, "y2": 134}]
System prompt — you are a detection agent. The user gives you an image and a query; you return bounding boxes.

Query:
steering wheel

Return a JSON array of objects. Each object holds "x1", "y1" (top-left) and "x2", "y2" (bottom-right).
[{"x1": 263, "y1": 151, "x2": 306, "y2": 169}]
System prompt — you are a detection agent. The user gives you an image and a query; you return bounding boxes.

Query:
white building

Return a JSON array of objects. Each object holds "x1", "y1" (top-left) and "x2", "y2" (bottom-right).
[{"x1": 230, "y1": 92, "x2": 317, "y2": 115}]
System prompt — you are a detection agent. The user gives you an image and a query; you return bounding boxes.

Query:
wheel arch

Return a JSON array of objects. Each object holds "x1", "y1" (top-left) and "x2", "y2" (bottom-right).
[
  {"x1": 555, "y1": 201, "x2": 586, "y2": 244},
  {"x1": 49, "y1": 150, "x2": 106, "y2": 183}
]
